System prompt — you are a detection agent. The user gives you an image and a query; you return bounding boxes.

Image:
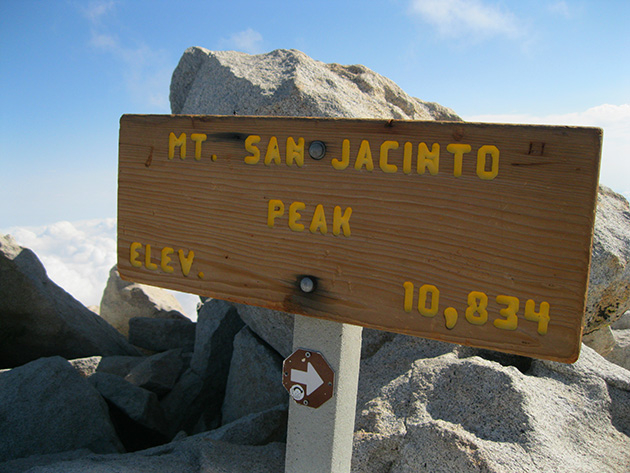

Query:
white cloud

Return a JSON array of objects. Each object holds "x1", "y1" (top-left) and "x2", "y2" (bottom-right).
[
  {"x1": 89, "y1": 32, "x2": 118, "y2": 50},
  {"x1": 1, "y1": 219, "x2": 198, "y2": 320},
  {"x1": 464, "y1": 104, "x2": 630, "y2": 200},
  {"x1": 82, "y1": 0, "x2": 117, "y2": 23},
  {"x1": 548, "y1": 1, "x2": 571, "y2": 18},
  {"x1": 220, "y1": 28, "x2": 264, "y2": 54},
  {"x1": 2, "y1": 219, "x2": 117, "y2": 308},
  {"x1": 409, "y1": 0, "x2": 524, "y2": 39},
  {"x1": 81, "y1": 3, "x2": 171, "y2": 110}
]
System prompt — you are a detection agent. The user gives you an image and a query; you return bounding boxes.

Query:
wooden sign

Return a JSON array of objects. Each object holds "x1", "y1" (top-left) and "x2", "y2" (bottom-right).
[{"x1": 118, "y1": 115, "x2": 602, "y2": 362}]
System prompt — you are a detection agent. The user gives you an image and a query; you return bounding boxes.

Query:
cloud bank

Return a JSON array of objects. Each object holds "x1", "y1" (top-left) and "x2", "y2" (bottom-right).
[{"x1": 1, "y1": 219, "x2": 198, "y2": 320}]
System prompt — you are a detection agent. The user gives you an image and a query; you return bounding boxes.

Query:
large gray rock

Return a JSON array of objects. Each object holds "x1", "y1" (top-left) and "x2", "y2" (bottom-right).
[
  {"x1": 582, "y1": 325, "x2": 617, "y2": 356},
  {"x1": 190, "y1": 299, "x2": 243, "y2": 375},
  {"x1": 100, "y1": 265, "x2": 188, "y2": 336},
  {"x1": 125, "y1": 349, "x2": 187, "y2": 396},
  {"x1": 235, "y1": 303, "x2": 406, "y2": 361},
  {"x1": 0, "y1": 450, "x2": 95, "y2": 473},
  {"x1": 360, "y1": 328, "x2": 397, "y2": 359},
  {"x1": 89, "y1": 372, "x2": 169, "y2": 451},
  {"x1": 352, "y1": 336, "x2": 630, "y2": 473},
  {"x1": 69, "y1": 356, "x2": 103, "y2": 377},
  {"x1": 94, "y1": 355, "x2": 147, "y2": 377},
  {"x1": 234, "y1": 303, "x2": 294, "y2": 358},
  {"x1": 612, "y1": 311, "x2": 630, "y2": 330},
  {"x1": 89, "y1": 372, "x2": 167, "y2": 432},
  {"x1": 606, "y1": 329, "x2": 630, "y2": 371},
  {"x1": 128, "y1": 317, "x2": 196, "y2": 352},
  {"x1": 2, "y1": 438, "x2": 285, "y2": 473},
  {"x1": 585, "y1": 186, "x2": 630, "y2": 333},
  {"x1": 161, "y1": 299, "x2": 244, "y2": 435},
  {"x1": 222, "y1": 327, "x2": 286, "y2": 425},
  {"x1": 69, "y1": 355, "x2": 151, "y2": 379},
  {"x1": 210, "y1": 404, "x2": 288, "y2": 446},
  {"x1": 0, "y1": 357, "x2": 123, "y2": 462},
  {"x1": 170, "y1": 47, "x2": 461, "y2": 120},
  {"x1": 0, "y1": 235, "x2": 140, "y2": 369}
]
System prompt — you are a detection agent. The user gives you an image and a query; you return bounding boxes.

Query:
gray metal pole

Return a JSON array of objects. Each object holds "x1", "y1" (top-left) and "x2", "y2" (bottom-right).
[{"x1": 284, "y1": 315, "x2": 362, "y2": 473}]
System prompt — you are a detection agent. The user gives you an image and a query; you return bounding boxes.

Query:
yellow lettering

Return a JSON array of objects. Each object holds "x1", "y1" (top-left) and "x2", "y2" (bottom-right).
[
  {"x1": 403, "y1": 281, "x2": 414, "y2": 312},
  {"x1": 190, "y1": 133, "x2": 207, "y2": 160},
  {"x1": 145, "y1": 244, "x2": 158, "y2": 270},
  {"x1": 333, "y1": 139, "x2": 350, "y2": 170},
  {"x1": 418, "y1": 284, "x2": 439, "y2": 317},
  {"x1": 310, "y1": 204, "x2": 328, "y2": 235},
  {"x1": 244, "y1": 135, "x2": 261, "y2": 164},
  {"x1": 379, "y1": 141, "x2": 399, "y2": 173},
  {"x1": 264, "y1": 136, "x2": 281, "y2": 166},
  {"x1": 267, "y1": 199, "x2": 285, "y2": 227},
  {"x1": 417, "y1": 143, "x2": 440, "y2": 175},
  {"x1": 444, "y1": 307, "x2": 458, "y2": 329},
  {"x1": 524, "y1": 300, "x2": 550, "y2": 335},
  {"x1": 129, "y1": 242, "x2": 142, "y2": 268},
  {"x1": 403, "y1": 142, "x2": 413, "y2": 174},
  {"x1": 286, "y1": 137, "x2": 304, "y2": 167},
  {"x1": 476, "y1": 145, "x2": 499, "y2": 180},
  {"x1": 494, "y1": 295, "x2": 519, "y2": 330},
  {"x1": 169, "y1": 132, "x2": 186, "y2": 159},
  {"x1": 289, "y1": 201, "x2": 306, "y2": 232},
  {"x1": 354, "y1": 140, "x2": 374, "y2": 171},
  {"x1": 332, "y1": 206, "x2": 352, "y2": 237},
  {"x1": 465, "y1": 291, "x2": 488, "y2": 325},
  {"x1": 446, "y1": 143, "x2": 471, "y2": 177},
  {"x1": 178, "y1": 249, "x2": 194, "y2": 277},
  {"x1": 160, "y1": 247, "x2": 174, "y2": 273}
]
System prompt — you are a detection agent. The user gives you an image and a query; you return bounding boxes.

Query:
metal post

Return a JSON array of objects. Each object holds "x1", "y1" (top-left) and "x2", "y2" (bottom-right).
[{"x1": 284, "y1": 314, "x2": 362, "y2": 473}]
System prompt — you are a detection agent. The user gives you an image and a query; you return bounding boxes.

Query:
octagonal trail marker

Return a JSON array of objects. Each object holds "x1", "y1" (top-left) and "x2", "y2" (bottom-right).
[{"x1": 283, "y1": 348, "x2": 335, "y2": 408}]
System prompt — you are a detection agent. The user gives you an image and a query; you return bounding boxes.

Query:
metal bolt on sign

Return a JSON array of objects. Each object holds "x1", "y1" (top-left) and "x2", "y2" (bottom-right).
[
  {"x1": 299, "y1": 276, "x2": 316, "y2": 293},
  {"x1": 308, "y1": 140, "x2": 326, "y2": 160}
]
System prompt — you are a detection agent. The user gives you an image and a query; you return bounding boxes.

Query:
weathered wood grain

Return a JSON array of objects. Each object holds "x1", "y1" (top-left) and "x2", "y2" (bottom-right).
[{"x1": 118, "y1": 115, "x2": 602, "y2": 362}]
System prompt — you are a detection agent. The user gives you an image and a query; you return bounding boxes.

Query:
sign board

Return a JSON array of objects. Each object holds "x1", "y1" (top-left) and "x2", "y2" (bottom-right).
[
  {"x1": 282, "y1": 349, "x2": 335, "y2": 408},
  {"x1": 118, "y1": 115, "x2": 602, "y2": 362}
]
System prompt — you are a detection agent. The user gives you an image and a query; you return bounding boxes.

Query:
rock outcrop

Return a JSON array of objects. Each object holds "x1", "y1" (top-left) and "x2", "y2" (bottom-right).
[
  {"x1": 0, "y1": 235, "x2": 140, "y2": 369},
  {"x1": 88, "y1": 371, "x2": 169, "y2": 451},
  {"x1": 100, "y1": 265, "x2": 188, "y2": 336},
  {"x1": 353, "y1": 336, "x2": 630, "y2": 473},
  {"x1": 128, "y1": 317, "x2": 196, "y2": 352},
  {"x1": 221, "y1": 326, "x2": 286, "y2": 425},
  {"x1": 585, "y1": 186, "x2": 630, "y2": 333},
  {"x1": 606, "y1": 312, "x2": 630, "y2": 371},
  {"x1": 0, "y1": 299, "x2": 287, "y2": 471},
  {"x1": 160, "y1": 299, "x2": 244, "y2": 436},
  {"x1": 170, "y1": 47, "x2": 461, "y2": 121},
  {"x1": 0, "y1": 439, "x2": 285, "y2": 473},
  {"x1": 0, "y1": 357, "x2": 124, "y2": 462}
]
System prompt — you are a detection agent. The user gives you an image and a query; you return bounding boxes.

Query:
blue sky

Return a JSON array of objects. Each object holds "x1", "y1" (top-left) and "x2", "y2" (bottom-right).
[
  {"x1": 1, "y1": 0, "x2": 628, "y2": 313},
  {"x1": 1, "y1": 0, "x2": 629, "y2": 227}
]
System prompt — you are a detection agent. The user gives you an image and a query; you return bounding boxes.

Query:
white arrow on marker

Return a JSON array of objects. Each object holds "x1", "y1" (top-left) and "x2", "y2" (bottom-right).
[{"x1": 291, "y1": 362, "x2": 324, "y2": 395}]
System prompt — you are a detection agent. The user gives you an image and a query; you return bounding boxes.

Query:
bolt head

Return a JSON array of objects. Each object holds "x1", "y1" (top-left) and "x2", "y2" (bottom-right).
[
  {"x1": 308, "y1": 141, "x2": 326, "y2": 160},
  {"x1": 300, "y1": 277, "x2": 315, "y2": 293}
]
